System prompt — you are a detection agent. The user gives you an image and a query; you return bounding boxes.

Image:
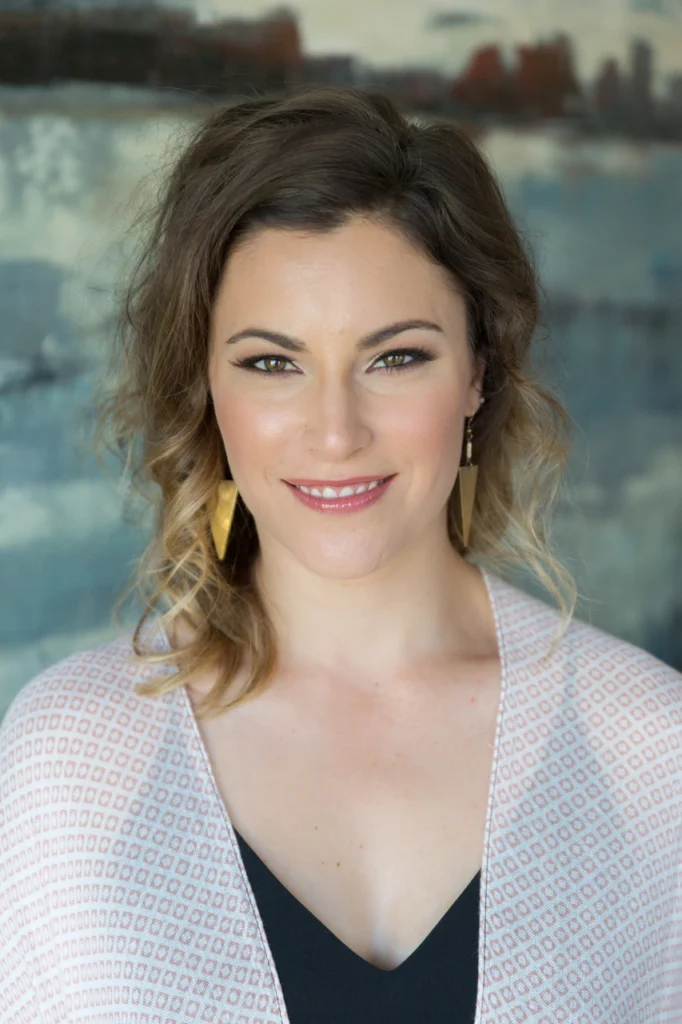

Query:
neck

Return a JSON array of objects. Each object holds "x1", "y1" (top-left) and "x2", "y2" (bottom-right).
[{"x1": 251, "y1": 529, "x2": 495, "y2": 698}]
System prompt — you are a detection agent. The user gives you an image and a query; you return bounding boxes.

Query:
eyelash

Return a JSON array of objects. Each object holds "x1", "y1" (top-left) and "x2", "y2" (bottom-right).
[{"x1": 232, "y1": 346, "x2": 436, "y2": 376}]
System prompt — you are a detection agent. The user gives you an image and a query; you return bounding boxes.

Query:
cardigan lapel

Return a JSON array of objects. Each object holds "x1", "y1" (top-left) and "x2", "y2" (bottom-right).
[{"x1": 474, "y1": 569, "x2": 682, "y2": 1023}]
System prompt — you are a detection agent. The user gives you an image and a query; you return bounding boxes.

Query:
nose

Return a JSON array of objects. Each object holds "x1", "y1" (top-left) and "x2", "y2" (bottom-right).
[{"x1": 301, "y1": 373, "x2": 372, "y2": 458}]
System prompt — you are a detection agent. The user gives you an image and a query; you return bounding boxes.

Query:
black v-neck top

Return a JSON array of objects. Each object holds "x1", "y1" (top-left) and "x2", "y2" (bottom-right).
[{"x1": 234, "y1": 826, "x2": 480, "y2": 1022}]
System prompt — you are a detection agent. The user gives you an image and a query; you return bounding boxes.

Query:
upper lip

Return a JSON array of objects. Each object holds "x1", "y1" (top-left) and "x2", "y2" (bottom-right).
[{"x1": 285, "y1": 474, "x2": 393, "y2": 487}]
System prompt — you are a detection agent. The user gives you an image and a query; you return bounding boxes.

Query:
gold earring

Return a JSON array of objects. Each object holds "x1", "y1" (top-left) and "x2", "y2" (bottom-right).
[
  {"x1": 457, "y1": 414, "x2": 479, "y2": 548},
  {"x1": 209, "y1": 480, "x2": 238, "y2": 560}
]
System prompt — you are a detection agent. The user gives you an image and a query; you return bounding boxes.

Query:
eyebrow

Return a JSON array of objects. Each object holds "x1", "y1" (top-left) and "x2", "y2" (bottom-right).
[{"x1": 224, "y1": 319, "x2": 445, "y2": 353}]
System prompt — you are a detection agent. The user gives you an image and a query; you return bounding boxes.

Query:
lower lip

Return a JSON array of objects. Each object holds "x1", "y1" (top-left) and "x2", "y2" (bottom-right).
[{"x1": 285, "y1": 476, "x2": 395, "y2": 513}]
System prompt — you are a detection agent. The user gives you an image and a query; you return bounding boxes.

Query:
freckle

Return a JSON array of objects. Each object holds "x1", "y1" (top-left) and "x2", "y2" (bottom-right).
[
  {"x1": 336, "y1": 861, "x2": 341, "y2": 867},
  {"x1": 314, "y1": 825, "x2": 318, "y2": 830}
]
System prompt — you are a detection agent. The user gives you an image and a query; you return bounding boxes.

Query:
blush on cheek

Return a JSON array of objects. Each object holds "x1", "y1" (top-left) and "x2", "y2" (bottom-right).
[
  {"x1": 389, "y1": 395, "x2": 460, "y2": 464},
  {"x1": 212, "y1": 392, "x2": 291, "y2": 487}
]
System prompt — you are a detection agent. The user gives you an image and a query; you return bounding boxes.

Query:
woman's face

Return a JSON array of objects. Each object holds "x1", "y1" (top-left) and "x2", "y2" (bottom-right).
[{"x1": 208, "y1": 215, "x2": 485, "y2": 579}]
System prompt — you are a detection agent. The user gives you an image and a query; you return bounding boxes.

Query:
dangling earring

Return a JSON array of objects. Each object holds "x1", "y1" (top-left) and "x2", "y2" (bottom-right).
[
  {"x1": 457, "y1": 401, "x2": 483, "y2": 548},
  {"x1": 209, "y1": 480, "x2": 238, "y2": 560}
]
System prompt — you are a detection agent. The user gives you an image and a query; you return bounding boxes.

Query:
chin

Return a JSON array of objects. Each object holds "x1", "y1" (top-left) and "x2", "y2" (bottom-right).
[{"x1": 292, "y1": 541, "x2": 392, "y2": 580}]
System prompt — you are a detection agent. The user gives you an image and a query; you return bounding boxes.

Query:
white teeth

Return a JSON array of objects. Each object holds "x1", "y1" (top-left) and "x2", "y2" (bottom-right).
[{"x1": 296, "y1": 479, "x2": 384, "y2": 498}]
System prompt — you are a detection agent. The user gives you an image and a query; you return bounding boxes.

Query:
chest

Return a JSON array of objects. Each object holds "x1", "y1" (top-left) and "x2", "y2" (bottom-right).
[{"x1": 189, "y1": 660, "x2": 501, "y2": 971}]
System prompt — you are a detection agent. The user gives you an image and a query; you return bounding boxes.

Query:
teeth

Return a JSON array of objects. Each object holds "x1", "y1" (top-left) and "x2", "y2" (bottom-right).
[{"x1": 296, "y1": 479, "x2": 384, "y2": 497}]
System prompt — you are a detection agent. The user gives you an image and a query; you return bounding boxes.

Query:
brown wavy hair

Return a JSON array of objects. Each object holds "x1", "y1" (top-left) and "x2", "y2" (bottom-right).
[{"x1": 92, "y1": 84, "x2": 578, "y2": 721}]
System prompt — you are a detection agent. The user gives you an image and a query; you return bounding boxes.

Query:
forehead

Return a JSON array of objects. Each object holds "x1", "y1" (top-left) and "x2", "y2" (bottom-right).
[{"x1": 212, "y1": 217, "x2": 465, "y2": 327}]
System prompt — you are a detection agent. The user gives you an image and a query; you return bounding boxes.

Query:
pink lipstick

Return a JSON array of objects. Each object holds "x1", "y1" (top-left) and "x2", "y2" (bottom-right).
[{"x1": 285, "y1": 475, "x2": 396, "y2": 514}]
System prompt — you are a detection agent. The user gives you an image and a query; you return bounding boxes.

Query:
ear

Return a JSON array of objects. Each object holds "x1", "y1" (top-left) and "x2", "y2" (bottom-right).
[{"x1": 466, "y1": 356, "x2": 486, "y2": 417}]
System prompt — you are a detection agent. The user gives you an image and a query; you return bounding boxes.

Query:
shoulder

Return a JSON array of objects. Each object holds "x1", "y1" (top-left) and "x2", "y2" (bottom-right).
[
  {"x1": 486, "y1": 571, "x2": 682, "y2": 836},
  {"x1": 2, "y1": 624, "x2": 152, "y2": 728},
  {"x1": 1, "y1": 631, "x2": 127, "y2": 733},
  {"x1": 0, "y1": 618, "x2": 176, "y2": 804},
  {"x1": 487, "y1": 567, "x2": 682, "y2": 710}
]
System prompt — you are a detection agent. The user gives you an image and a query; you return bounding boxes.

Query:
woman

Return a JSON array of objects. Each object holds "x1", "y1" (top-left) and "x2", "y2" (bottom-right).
[{"x1": 1, "y1": 86, "x2": 680, "y2": 1023}]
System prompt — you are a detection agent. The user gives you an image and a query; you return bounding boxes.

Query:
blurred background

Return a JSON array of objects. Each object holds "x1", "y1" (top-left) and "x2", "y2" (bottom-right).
[{"x1": 1, "y1": 0, "x2": 681, "y2": 722}]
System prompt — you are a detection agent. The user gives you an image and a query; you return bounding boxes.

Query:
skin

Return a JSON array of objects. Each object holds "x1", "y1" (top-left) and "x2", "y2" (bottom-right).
[{"x1": 206, "y1": 214, "x2": 497, "y2": 703}]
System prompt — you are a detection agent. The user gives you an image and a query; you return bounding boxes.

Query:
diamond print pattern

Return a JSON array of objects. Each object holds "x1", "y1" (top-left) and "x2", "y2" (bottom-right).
[{"x1": 0, "y1": 568, "x2": 681, "y2": 1023}]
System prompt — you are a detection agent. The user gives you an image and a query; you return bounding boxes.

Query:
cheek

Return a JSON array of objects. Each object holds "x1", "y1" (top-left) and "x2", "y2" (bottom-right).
[
  {"x1": 384, "y1": 391, "x2": 461, "y2": 468},
  {"x1": 212, "y1": 389, "x2": 289, "y2": 468}
]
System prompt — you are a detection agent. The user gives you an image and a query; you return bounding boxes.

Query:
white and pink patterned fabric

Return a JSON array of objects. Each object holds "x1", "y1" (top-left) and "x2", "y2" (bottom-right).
[{"x1": 1, "y1": 567, "x2": 681, "y2": 1023}]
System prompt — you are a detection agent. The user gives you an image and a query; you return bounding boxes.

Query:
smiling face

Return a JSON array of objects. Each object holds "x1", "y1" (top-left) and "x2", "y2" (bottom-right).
[{"x1": 207, "y1": 215, "x2": 485, "y2": 580}]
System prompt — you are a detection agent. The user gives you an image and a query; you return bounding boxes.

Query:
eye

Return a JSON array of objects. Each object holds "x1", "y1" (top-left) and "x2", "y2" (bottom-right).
[
  {"x1": 232, "y1": 346, "x2": 436, "y2": 376},
  {"x1": 373, "y1": 347, "x2": 435, "y2": 373},
  {"x1": 235, "y1": 355, "x2": 294, "y2": 374}
]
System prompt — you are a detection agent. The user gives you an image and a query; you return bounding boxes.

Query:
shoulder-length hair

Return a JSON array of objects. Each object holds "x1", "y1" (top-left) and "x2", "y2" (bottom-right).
[{"x1": 93, "y1": 84, "x2": 577, "y2": 721}]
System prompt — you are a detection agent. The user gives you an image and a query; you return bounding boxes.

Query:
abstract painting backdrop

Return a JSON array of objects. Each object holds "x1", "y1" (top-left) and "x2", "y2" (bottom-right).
[{"x1": 1, "y1": 0, "x2": 681, "y2": 719}]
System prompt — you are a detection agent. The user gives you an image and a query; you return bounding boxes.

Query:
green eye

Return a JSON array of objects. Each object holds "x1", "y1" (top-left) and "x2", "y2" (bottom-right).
[{"x1": 234, "y1": 346, "x2": 436, "y2": 375}]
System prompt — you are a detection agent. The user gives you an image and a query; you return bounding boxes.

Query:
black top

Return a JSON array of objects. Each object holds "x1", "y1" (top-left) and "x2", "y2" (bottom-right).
[{"x1": 234, "y1": 826, "x2": 480, "y2": 1022}]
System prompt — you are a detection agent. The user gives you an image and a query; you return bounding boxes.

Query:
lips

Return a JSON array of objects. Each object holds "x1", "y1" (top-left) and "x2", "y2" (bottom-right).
[{"x1": 285, "y1": 475, "x2": 395, "y2": 513}]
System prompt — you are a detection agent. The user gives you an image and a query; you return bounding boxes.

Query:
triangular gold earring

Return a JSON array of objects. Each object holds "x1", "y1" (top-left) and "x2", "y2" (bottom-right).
[
  {"x1": 209, "y1": 480, "x2": 238, "y2": 560},
  {"x1": 457, "y1": 415, "x2": 478, "y2": 548}
]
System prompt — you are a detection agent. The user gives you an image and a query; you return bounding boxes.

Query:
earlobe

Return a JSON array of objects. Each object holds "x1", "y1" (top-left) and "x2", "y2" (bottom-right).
[{"x1": 466, "y1": 388, "x2": 486, "y2": 419}]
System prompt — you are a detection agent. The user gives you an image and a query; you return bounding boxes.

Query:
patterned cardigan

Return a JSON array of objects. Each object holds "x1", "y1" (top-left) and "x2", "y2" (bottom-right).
[{"x1": 1, "y1": 567, "x2": 681, "y2": 1023}]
